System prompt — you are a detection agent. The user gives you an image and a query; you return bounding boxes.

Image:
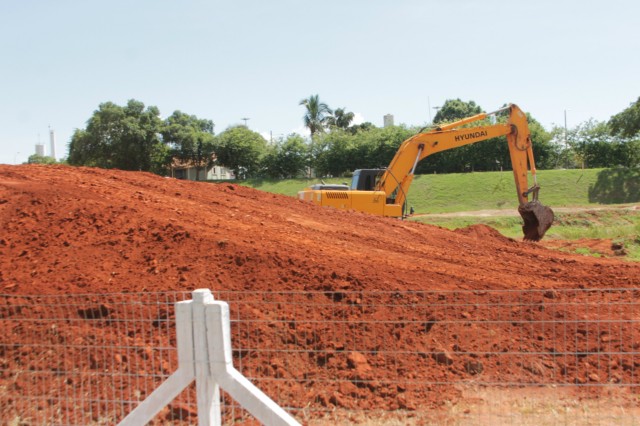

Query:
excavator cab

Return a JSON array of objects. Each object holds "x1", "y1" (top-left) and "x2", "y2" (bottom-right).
[
  {"x1": 352, "y1": 169, "x2": 401, "y2": 206},
  {"x1": 350, "y1": 169, "x2": 385, "y2": 191}
]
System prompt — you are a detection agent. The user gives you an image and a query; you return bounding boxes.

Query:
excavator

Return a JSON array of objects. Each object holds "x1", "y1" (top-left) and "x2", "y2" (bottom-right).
[{"x1": 298, "y1": 104, "x2": 555, "y2": 241}]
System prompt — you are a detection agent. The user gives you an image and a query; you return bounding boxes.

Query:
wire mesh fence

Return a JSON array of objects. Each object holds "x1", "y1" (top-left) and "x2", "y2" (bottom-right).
[{"x1": 1, "y1": 288, "x2": 639, "y2": 425}]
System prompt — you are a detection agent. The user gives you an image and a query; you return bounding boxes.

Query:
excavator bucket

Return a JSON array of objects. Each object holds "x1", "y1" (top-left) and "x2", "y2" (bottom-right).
[{"x1": 518, "y1": 201, "x2": 554, "y2": 241}]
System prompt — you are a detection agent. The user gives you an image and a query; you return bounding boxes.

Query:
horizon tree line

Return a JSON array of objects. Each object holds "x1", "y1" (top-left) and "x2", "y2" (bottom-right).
[{"x1": 34, "y1": 96, "x2": 639, "y2": 179}]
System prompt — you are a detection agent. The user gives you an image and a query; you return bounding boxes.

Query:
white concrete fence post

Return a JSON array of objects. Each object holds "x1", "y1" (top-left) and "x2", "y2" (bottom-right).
[{"x1": 119, "y1": 289, "x2": 300, "y2": 426}]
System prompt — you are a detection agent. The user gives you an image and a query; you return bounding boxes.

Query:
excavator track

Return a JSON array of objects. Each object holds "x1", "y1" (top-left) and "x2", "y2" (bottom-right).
[{"x1": 519, "y1": 201, "x2": 555, "y2": 241}]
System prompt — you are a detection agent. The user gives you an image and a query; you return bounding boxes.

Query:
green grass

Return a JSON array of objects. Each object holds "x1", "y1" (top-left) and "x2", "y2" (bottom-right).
[
  {"x1": 406, "y1": 169, "x2": 618, "y2": 214},
  {"x1": 241, "y1": 177, "x2": 328, "y2": 196},
  {"x1": 242, "y1": 168, "x2": 639, "y2": 214}
]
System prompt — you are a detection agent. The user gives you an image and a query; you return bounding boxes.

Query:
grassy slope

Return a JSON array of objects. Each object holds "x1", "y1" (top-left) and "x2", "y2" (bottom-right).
[
  {"x1": 240, "y1": 168, "x2": 640, "y2": 260},
  {"x1": 406, "y1": 169, "x2": 602, "y2": 213},
  {"x1": 242, "y1": 169, "x2": 628, "y2": 213}
]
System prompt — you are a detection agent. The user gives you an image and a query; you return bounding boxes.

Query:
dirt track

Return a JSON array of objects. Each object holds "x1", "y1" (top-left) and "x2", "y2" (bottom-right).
[{"x1": 1, "y1": 165, "x2": 639, "y2": 418}]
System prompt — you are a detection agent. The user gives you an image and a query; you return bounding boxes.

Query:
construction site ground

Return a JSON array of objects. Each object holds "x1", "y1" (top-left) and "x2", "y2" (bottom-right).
[{"x1": 1, "y1": 165, "x2": 639, "y2": 422}]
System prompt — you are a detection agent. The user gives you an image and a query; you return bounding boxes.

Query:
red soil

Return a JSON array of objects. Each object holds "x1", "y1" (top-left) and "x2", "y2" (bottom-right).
[
  {"x1": 1, "y1": 165, "x2": 639, "y2": 420},
  {"x1": 2, "y1": 165, "x2": 638, "y2": 295}
]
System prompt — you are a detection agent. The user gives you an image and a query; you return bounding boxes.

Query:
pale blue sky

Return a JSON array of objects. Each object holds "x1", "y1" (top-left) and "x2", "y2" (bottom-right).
[{"x1": 1, "y1": 0, "x2": 639, "y2": 164}]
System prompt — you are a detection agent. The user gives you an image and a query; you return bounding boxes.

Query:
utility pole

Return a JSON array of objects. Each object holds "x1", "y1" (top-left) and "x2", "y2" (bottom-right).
[{"x1": 241, "y1": 117, "x2": 250, "y2": 128}]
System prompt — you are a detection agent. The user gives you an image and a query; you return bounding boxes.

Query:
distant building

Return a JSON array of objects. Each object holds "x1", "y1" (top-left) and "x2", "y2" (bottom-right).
[
  {"x1": 383, "y1": 114, "x2": 394, "y2": 127},
  {"x1": 170, "y1": 157, "x2": 235, "y2": 181},
  {"x1": 35, "y1": 144, "x2": 45, "y2": 157}
]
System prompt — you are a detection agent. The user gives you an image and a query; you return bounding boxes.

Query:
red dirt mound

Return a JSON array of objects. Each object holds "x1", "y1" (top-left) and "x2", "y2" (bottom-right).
[
  {"x1": 1, "y1": 165, "x2": 640, "y2": 419},
  {"x1": 453, "y1": 223, "x2": 519, "y2": 245},
  {"x1": 2, "y1": 165, "x2": 639, "y2": 295}
]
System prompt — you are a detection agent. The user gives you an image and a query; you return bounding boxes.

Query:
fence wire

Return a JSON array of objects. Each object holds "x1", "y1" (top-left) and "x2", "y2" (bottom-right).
[{"x1": 1, "y1": 288, "x2": 638, "y2": 425}]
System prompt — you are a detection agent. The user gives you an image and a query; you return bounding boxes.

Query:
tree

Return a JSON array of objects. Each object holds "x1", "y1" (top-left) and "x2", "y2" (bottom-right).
[
  {"x1": 309, "y1": 125, "x2": 413, "y2": 177},
  {"x1": 327, "y1": 107, "x2": 355, "y2": 130},
  {"x1": 608, "y1": 97, "x2": 640, "y2": 168},
  {"x1": 162, "y1": 111, "x2": 215, "y2": 181},
  {"x1": 569, "y1": 120, "x2": 615, "y2": 168},
  {"x1": 433, "y1": 99, "x2": 482, "y2": 123},
  {"x1": 348, "y1": 122, "x2": 376, "y2": 134},
  {"x1": 68, "y1": 99, "x2": 166, "y2": 173},
  {"x1": 354, "y1": 125, "x2": 413, "y2": 169},
  {"x1": 562, "y1": 119, "x2": 640, "y2": 169},
  {"x1": 312, "y1": 130, "x2": 357, "y2": 177},
  {"x1": 26, "y1": 154, "x2": 57, "y2": 165},
  {"x1": 299, "y1": 94, "x2": 332, "y2": 138},
  {"x1": 609, "y1": 97, "x2": 640, "y2": 138},
  {"x1": 214, "y1": 126, "x2": 267, "y2": 179},
  {"x1": 261, "y1": 134, "x2": 309, "y2": 178},
  {"x1": 614, "y1": 139, "x2": 640, "y2": 168}
]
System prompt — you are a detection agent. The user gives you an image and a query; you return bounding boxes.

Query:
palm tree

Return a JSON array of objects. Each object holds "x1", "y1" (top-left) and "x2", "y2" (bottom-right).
[
  {"x1": 327, "y1": 107, "x2": 355, "y2": 130},
  {"x1": 299, "y1": 94, "x2": 332, "y2": 138}
]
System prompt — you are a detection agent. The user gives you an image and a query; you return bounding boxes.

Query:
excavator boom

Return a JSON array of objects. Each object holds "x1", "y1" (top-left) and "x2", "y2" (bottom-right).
[{"x1": 299, "y1": 104, "x2": 554, "y2": 241}]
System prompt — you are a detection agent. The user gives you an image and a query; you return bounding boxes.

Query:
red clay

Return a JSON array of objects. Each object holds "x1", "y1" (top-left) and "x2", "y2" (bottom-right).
[
  {"x1": 2, "y1": 165, "x2": 638, "y2": 296},
  {"x1": 1, "y1": 165, "x2": 639, "y2": 417}
]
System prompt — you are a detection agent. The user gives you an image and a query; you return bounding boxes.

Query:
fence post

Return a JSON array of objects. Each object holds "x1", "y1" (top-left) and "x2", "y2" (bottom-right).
[
  {"x1": 119, "y1": 289, "x2": 300, "y2": 426},
  {"x1": 192, "y1": 289, "x2": 221, "y2": 426}
]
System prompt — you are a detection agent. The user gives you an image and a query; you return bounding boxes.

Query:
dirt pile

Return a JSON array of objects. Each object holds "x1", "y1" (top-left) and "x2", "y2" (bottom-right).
[
  {"x1": 1, "y1": 165, "x2": 639, "y2": 418},
  {"x1": 2, "y1": 165, "x2": 638, "y2": 295}
]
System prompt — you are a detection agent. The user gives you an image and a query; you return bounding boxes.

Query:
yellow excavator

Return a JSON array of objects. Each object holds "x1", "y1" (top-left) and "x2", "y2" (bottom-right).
[{"x1": 298, "y1": 104, "x2": 554, "y2": 241}]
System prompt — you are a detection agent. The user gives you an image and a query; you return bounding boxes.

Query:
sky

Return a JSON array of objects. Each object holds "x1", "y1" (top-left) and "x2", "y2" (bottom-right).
[{"x1": 1, "y1": 0, "x2": 639, "y2": 164}]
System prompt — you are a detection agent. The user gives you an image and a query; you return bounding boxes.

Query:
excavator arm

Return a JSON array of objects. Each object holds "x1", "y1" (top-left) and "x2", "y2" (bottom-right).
[{"x1": 378, "y1": 104, "x2": 554, "y2": 240}]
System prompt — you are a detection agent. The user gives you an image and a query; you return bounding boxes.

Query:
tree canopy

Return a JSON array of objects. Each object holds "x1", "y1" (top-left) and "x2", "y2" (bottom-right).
[
  {"x1": 27, "y1": 154, "x2": 57, "y2": 165},
  {"x1": 162, "y1": 111, "x2": 215, "y2": 180},
  {"x1": 262, "y1": 134, "x2": 309, "y2": 178},
  {"x1": 433, "y1": 99, "x2": 482, "y2": 123},
  {"x1": 68, "y1": 100, "x2": 166, "y2": 173},
  {"x1": 214, "y1": 126, "x2": 267, "y2": 179},
  {"x1": 299, "y1": 95, "x2": 332, "y2": 137},
  {"x1": 66, "y1": 95, "x2": 639, "y2": 181},
  {"x1": 327, "y1": 108, "x2": 355, "y2": 130},
  {"x1": 609, "y1": 97, "x2": 640, "y2": 138}
]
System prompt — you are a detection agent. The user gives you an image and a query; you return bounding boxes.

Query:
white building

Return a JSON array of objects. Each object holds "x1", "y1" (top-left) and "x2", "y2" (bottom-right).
[{"x1": 170, "y1": 158, "x2": 235, "y2": 181}]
